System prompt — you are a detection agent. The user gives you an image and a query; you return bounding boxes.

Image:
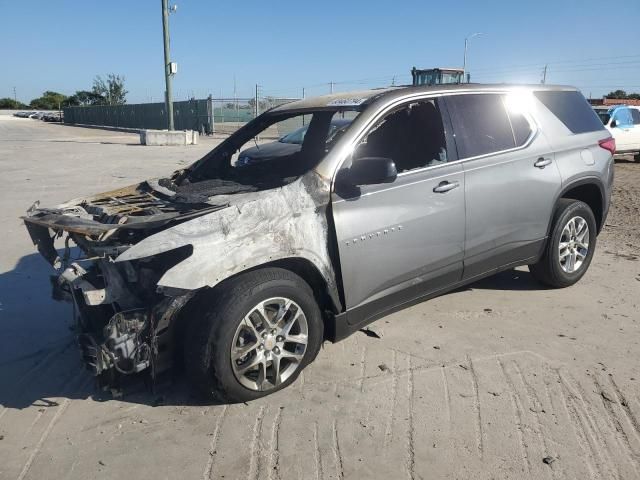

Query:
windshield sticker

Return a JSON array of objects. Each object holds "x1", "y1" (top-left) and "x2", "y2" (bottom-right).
[{"x1": 327, "y1": 98, "x2": 367, "y2": 107}]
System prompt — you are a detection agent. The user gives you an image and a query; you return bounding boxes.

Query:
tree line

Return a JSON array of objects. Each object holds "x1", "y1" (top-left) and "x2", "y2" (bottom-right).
[
  {"x1": 0, "y1": 74, "x2": 128, "y2": 110},
  {"x1": 604, "y1": 90, "x2": 640, "y2": 100},
  {"x1": 3, "y1": 82, "x2": 639, "y2": 111}
]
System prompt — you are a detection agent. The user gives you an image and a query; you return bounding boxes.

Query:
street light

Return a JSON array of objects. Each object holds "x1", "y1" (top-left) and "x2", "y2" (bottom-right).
[{"x1": 463, "y1": 32, "x2": 484, "y2": 83}]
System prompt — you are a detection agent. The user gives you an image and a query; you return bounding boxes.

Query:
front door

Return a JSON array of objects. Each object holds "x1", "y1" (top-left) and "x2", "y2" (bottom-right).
[{"x1": 331, "y1": 98, "x2": 466, "y2": 318}]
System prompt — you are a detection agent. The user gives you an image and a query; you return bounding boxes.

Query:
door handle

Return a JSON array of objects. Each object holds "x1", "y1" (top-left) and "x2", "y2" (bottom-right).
[
  {"x1": 534, "y1": 157, "x2": 552, "y2": 169},
  {"x1": 433, "y1": 180, "x2": 460, "y2": 193}
]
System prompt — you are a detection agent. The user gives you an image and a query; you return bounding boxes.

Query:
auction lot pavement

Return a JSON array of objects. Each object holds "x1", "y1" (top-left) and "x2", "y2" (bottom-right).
[{"x1": 1, "y1": 116, "x2": 639, "y2": 480}]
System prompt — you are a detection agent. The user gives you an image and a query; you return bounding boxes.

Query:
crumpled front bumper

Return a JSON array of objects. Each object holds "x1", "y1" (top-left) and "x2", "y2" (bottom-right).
[
  {"x1": 24, "y1": 219, "x2": 195, "y2": 383},
  {"x1": 74, "y1": 288, "x2": 194, "y2": 380}
]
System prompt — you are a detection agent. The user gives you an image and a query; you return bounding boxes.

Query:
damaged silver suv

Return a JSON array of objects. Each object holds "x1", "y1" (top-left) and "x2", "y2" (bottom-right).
[{"x1": 24, "y1": 84, "x2": 614, "y2": 402}]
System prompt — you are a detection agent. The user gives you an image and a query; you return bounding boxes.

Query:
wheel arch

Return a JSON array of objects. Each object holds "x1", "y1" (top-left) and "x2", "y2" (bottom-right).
[
  {"x1": 179, "y1": 257, "x2": 342, "y2": 337},
  {"x1": 556, "y1": 177, "x2": 605, "y2": 233},
  {"x1": 249, "y1": 257, "x2": 342, "y2": 316}
]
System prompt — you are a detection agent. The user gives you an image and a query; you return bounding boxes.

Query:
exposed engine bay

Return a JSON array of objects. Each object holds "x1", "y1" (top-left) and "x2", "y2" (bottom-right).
[{"x1": 24, "y1": 181, "x2": 217, "y2": 388}]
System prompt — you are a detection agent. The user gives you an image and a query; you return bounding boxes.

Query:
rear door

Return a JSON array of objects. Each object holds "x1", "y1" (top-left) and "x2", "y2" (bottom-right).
[{"x1": 444, "y1": 92, "x2": 561, "y2": 279}]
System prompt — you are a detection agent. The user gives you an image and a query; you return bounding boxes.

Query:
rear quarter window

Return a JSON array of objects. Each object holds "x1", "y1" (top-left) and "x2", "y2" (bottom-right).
[{"x1": 534, "y1": 90, "x2": 604, "y2": 134}]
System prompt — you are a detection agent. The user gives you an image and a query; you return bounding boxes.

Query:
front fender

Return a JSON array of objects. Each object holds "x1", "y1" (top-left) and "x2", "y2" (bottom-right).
[{"x1": 115, "y1": 176, "x2": 337, "y2": 298}]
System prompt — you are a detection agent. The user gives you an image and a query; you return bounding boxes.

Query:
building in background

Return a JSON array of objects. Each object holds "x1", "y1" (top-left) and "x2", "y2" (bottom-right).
[{"x1": 589, "y1": 97, "x2": 640, "y2": 107}]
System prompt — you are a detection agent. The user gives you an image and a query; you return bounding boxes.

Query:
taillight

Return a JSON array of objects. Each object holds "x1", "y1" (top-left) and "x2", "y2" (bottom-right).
[{"x1": 598, "y1": 137, "x2": 616, "y2": 155}]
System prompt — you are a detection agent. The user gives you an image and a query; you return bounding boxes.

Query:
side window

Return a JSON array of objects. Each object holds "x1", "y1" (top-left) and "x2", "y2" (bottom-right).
[
  {"x1": 446, "y1": 94, "x2": 516, "y2": 158},
  {"x1": 533, "y1": 90, "x2": 604, "y2": 134},
  {"x1": 506, "y1": 106, "x2": 533, "y2": 146},
  {"x1": 613, "y1": 108, "x2": 633, "y2": 127},
  {"x1": 355, "y1": 99, "x2": 449, "y2": 173},
  {"x1": 631, "y1": 108, "x2": 640, "y2": 125}
]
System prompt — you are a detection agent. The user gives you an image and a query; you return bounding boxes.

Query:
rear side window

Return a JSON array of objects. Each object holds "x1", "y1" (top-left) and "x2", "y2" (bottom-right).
[
  {"x1": 630, "y1": 108, "x2": 640, "y2": 125},
  {"x1": 446, "y1": 94, "x2": 519, "y2": 158},
  {"x1": 534, "y1": 90, "x2": 604, "y2": 134},
  {"x1": 613, "y1": 107, "x2": 634, "y2": 127}
]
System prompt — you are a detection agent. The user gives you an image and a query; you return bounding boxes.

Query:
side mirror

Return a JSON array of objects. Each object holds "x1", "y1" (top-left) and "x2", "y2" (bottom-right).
[
  {"x1": 610, "y1": 120, "x2": 617, "y2": 128},
  {"x1": 348, "y1": 156, "x2": 397, "y2": 186}
]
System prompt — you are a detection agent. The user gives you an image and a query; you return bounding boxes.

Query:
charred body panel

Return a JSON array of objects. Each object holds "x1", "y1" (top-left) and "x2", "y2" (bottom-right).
[
  {"x1": 23, "y1": 167, "x2": 339, "y2": 387},
  {"x1": 116, "y1": 173, "x2": 339, "y2": 303}
]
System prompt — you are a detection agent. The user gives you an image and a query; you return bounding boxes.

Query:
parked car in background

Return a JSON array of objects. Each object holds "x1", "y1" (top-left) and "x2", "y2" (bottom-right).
[
  {"x1": 42, "y1": 112, "x2": 63, "y2": 122},
  {"x1": 24, "y1": 84, "x2": 614, "y2": 402},
  {"x1": 594, "y1": 105, "x2": 640, "y2": 160},
  {"x1": 236, "y1": 118, "x2": 352, "y2": 166}
]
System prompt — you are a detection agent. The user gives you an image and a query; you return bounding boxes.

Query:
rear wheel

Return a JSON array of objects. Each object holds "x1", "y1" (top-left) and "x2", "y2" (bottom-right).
[
  {"x1": 529, "y1": 199, "x2": 597, "y2": 288},
  {"x1": 184, "y1": 268, "x2": 323, "y2": 403}
]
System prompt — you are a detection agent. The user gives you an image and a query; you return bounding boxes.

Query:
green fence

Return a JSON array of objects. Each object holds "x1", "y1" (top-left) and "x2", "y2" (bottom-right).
[
  {"x1": 63, "y1": 98, "x2": 215, "y2": 133},
  {"x1": 63, "y1": 97, "x2": 300, "y2": 134}
]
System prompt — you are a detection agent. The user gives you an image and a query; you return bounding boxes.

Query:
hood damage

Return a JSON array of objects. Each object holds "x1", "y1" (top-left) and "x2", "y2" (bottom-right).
[{"x1": 23, "y1": 173, "x2": 339, "y2": 390}]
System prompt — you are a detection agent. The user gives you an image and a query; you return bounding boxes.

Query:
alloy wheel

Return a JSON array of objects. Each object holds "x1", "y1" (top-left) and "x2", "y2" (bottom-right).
[
  {"x1": 230, "y1": 297, "x2": 308, "y2": 391},
  {"x1": 559, "y1": 215, "x2": 589, "y2": 273}
]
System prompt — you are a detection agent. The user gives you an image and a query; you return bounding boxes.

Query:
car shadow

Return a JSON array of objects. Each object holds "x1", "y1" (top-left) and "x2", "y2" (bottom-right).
[
  {"x1": 0, "y1": 253, "x2": 545, "y2": 410},
  {"x1": 0, "y1": 252, "x2": 214, "y2": 411},
  {"x1": 464, "y1": 268, "x2": 547, "y2": 292}
]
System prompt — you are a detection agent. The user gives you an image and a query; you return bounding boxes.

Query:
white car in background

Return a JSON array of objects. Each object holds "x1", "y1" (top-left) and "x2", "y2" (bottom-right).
[{"x1": 594, "y1": 105, "x2": 640, "y2": 160}]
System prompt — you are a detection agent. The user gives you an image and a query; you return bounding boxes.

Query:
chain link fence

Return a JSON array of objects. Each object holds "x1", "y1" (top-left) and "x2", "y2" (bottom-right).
[{"x1": 63, "y1": 96, "x2": 301, "y2": 136}]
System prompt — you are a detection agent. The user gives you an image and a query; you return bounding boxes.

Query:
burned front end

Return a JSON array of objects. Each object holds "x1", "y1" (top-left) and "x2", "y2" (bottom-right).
[{"x1": 23, "y1": 183, "x2": 225, "y2": 387}]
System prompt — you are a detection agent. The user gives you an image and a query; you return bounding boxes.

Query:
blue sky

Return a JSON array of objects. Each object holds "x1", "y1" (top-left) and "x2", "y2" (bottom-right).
[{"x1": 2, "y1": 0, "x2": 640, "y2": 103}]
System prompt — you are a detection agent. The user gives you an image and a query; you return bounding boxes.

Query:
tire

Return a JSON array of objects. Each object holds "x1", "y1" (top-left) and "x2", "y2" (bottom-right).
[
  {"x1": 529, "y1": 199, "x2": 597, "y2": 288},
  {"x1": 184, "y1": 268, "x2": 323, "y2": 403}
]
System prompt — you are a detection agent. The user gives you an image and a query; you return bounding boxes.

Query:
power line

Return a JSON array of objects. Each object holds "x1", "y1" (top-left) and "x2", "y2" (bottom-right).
[
  {"x1": 472, "y1": 54, "x2": 640, "y2": 73},
  {"x1": 472, "y1": 61, "x2": 640, "y2": 79},
  {"x1": 473, "y1": 64, "x2": 640, "y2": 81}
]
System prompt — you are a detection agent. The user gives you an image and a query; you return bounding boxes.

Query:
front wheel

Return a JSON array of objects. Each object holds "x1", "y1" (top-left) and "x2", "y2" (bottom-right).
[
  {"x1": 529, "y1": 199, "x2": 597, "y2": 288},
  {"x1": 184, "y1": 268, "x2": 323, "y2": 403}
]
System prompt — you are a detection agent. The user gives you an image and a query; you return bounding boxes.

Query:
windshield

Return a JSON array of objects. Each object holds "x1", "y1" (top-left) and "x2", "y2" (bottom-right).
[
  {"x1": 279, "y1": 120, "x2": 351, "y2": 145},
  {"x1": 280, "y1": 126, "x2": 307, "y2": 144},
  {"x1": 164, "y1": 108, "x2": 360, "y2": 200}
]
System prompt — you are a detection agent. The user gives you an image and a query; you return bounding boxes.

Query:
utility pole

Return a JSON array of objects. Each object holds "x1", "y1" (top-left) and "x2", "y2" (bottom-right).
[
  {"x1": 463, "y1": 32, "x2": 484, "y2": 83},
  {"x1": 330, "y1": 81, "x2": 334, "y2": 94},
  {"x1": 220, "y1": 88, "x2": 224, "y2": 124},
  {"x1": 234, "y1": 74, "x2": 238, "y2": 123},
  {"x1": 541, "y1": 64, "x2": 548, "y2": 84},
  {"x1": 255, "y1": 84, "x2": 260, "y2": 117},
  {"x1": 161, "y1": 0, "x2": 175, "y2": 130},
  {"x1": 13, "y1": 87, "x2": 17, "y2": 104},
  {"x1": 302, "y1": 87, "x2": 306, "y2": 126}
]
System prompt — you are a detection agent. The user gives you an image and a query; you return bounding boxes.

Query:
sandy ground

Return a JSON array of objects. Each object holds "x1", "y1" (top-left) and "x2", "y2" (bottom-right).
[{"x1": 0, "y1": 116, "x2": 639, "y2": 480}]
